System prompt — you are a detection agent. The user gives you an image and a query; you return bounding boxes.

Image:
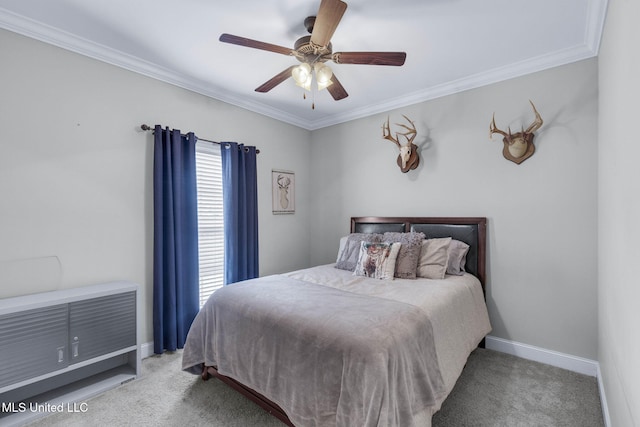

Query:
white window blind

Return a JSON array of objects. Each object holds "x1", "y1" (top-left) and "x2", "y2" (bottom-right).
[{"x1": 195, "y1": 141, "x2": 224, "y2": 307}]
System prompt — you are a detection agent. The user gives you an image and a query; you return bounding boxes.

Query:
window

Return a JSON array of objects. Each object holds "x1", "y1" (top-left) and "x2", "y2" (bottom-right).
[{"x1": 195, "y1": 141, "x2": 224, "y2": 307}]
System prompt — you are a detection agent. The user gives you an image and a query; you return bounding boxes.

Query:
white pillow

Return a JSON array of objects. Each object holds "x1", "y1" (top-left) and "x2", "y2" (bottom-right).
[
  {"x1": 417, "y1": 238, "x2": 451, "y2": 279},
  {"x1": 353, "y1": 242, "x2": 401, "y2": 280}
]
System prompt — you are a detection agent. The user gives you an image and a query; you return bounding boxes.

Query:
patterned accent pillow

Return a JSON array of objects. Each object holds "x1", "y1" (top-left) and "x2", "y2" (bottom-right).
[
  {"x1": 335, "y1": 233, "x2": 382, "y2": 271},
  {"x1": 417, "y1": 237, "x2": 452, "y2": 279},
  {"x1": 447, "y1": 239, "x2": 470, "y2": 275},
  {"x1": 353, "y1": 242, "x2": 401, "y2": 280},
  {"x1": 383, "y1": 232, "x2": 425, "y2": 279}
]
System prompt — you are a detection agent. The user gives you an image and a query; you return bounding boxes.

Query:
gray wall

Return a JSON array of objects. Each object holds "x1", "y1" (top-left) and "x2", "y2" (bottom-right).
[
  {"x1": 0, "y1": 28, "x2": 312, "y2": 344},
  {"x1": 310, "y1": 58, "x2": 599, "y2": 361},
  {"x1": 598, "y1": 0, "x2": 640, "y2": 425}
]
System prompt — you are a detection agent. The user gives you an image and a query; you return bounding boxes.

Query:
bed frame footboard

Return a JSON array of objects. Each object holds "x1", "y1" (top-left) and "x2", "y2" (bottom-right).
[{"x1": 202, "y1": 365, "x2": 295, "y2": 427}]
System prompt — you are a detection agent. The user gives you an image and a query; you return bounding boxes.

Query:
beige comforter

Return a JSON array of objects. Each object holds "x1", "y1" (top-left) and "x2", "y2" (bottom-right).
[{"x1": 182, "y1": 264, "x2": 491, "y2": 427}]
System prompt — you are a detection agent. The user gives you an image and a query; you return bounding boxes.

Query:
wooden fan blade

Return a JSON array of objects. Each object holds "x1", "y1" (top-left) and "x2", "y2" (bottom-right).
[
  {"x1": 332, "y1": 51, "x2": 407, "y2": 66},
  {"x1": 327, "y1": 74, "x2": 348, "y2": 100},
  {"x1": 219, "y1": 33, "x2": 293, "y2": 56},
  {"x1": 310, "y1": 0, "x2": 347, "y2": 48},
  {"x1": 255, "y1": 66, "x2": 296, "y2": 93}
]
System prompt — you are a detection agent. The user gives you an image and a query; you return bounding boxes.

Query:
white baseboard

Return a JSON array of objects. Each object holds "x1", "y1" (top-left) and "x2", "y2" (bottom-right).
[
  {"x1": 484, "y1": 335, "x2": 598, "y2": 377},
  {"x1": 140, "y1": 341, "x2": 184, "y2": 359},
  {"x1": 596, "y1": 364, "x2": 612, "y2": 427},
  {"x1": 141, "y1": 341, "x2": 154, "y2": 359}
]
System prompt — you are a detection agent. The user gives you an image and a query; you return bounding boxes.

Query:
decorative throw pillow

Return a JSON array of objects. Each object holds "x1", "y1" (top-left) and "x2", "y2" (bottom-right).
[
  {"x1": 353, "y1": 242, "x2": 401, "y2": 280},
  {"x1": 335, "y1": 233, "x2": 382, "y2": 271},
  {"x1": 417, "y1": 237, "x2": 452, "y2": 279},
  {"x1": 446, "y1": 239, "x2": 470, "y2": 275},
  {"x1": 383, "y1": 231, "x2": 425, "y2": 279}
]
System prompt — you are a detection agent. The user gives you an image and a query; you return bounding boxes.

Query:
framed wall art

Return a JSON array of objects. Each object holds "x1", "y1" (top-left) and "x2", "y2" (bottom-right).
[{"x1": 272, "y1": 170, "x2": 295, "y2": 214}]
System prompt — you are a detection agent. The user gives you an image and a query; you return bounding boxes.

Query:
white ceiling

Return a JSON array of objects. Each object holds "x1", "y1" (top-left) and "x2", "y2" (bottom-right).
[{"x1": 0, "y1": 0, "x2": 607, "y2": 130}]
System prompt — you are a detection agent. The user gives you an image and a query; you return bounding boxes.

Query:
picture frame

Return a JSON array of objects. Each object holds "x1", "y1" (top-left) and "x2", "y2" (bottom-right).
[{"x1": 272, "y1": 170, "x2": 295, "y2": 214}]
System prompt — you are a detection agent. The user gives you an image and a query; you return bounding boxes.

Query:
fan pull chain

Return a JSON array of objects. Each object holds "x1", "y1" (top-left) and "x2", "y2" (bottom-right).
[{"x1": 301, "y1": 89, "x2": 315, "y2": 110}]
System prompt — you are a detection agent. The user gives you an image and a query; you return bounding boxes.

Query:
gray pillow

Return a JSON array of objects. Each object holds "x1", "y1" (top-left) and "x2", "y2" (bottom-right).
[
  {"x1": 383, "y1": 232, "x2": 425, "y2": 279},
  {"x1": 446, "y1": 239, "x2": 470, "y2": 275},
  {"x1": 335, "y1": 233, "x2": 382, "y2": 271}
]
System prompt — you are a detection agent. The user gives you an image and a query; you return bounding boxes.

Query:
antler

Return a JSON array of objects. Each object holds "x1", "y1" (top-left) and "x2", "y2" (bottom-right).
[
  {"x1": 525, "y1": 100, "x2": 543, "y2": 134},
  {"x1": 277, "y1": 175, "x2": 291, "y2": 188},
  {"x1": 382, "y1": 115, "x2": 417, "y2": 146},
  {"x1": 396, "y1": 115, "x2": 417, "y2": 145},
  {"x1": 382, "y1": 116, "x2": 401, "y2": 147},
  {"x1": 490, "y1": 100, "x2": 543, "y2": 139},
  {"x1": 489, "y1": 113, "x2": 510, "y2": 139}
]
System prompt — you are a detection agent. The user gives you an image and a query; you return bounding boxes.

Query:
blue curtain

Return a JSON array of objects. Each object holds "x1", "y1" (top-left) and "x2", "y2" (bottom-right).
[
  {"x1": 221, "y1": 142, "x2": 259, "y2": 285},
  {"x1": 153, "y1": 126, "x2": 199, "y2": 354}
]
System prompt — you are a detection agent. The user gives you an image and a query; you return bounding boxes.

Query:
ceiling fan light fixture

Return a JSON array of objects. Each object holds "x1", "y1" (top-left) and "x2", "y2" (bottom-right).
[
  {"x1": 292, "y1": 63, "x2": 311, "y2": 85},
  {"x1": 314, "y1": 63, "x2": 333, "y2": 90},
  {"x1": 296, "y1": 74, "x2": 312, "y2": 91}
]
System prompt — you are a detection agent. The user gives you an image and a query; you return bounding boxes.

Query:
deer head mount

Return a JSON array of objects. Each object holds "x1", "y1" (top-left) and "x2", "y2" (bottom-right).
[
  {"x1": 277, "y1": 174, "x2": 292, "y2": 210},
  {"x1": 382, "y1": 115, "x2": 419, "y2": 173},
  {"x1": 489, "y1": 100, "x2": 543, "y2": 164}
]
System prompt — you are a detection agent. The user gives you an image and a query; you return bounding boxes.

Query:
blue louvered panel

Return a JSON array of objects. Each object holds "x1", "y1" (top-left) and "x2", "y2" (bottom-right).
[
  {"x1": 68, "y1": 292, "x2": 136, "y2": 364},
  {"x1": 0, "y1": 305, "x2": 69, "y2": 388}
]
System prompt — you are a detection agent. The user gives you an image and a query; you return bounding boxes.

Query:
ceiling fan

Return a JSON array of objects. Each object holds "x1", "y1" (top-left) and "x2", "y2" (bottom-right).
[{"x1": 219, "y1": 0, "x2": 407, "y2": 102}]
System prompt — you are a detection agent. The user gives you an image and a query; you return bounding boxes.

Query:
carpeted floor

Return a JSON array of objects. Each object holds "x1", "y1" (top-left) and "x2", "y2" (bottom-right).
[
  {"x1": 431, "y1": 349, "x2": 604, "y2": 426},
  {"x1": 25, "y1": 348, "x2": 604, "y2": 427}
]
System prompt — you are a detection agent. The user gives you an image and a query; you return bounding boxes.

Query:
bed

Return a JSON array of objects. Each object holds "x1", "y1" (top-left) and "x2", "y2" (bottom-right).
[{"x1": 182, "y1": 216, "x2": 491, "y2": 427}]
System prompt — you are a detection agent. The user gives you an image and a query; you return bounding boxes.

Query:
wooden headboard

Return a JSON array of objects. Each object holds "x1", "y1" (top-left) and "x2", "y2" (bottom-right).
[{"x1": 350, "y1": 217, "x2": 487, "y2": 292}]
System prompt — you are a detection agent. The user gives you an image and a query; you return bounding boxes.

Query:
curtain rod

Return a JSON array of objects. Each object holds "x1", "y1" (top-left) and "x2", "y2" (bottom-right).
[{"x1": 140, "y1": 124, "x2": 260, "y2": 154}]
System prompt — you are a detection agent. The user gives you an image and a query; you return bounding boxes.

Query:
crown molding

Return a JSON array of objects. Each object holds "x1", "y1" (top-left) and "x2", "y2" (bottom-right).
[
  {"x1": 0, "y1": 7, "x2": 312, "y2": 130},
  {"x1": 0, "y1": 1, "x2": 607, "y2": 131},
  {"x1": 309, "y1": 0, "x2": 608, "y2": 130},
  {"x1": 307, "y1": 44, "x2": 598, "y2": 130},
  {"x1": 585, "y1": 0, "x2": 609, "y2": 55}
]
